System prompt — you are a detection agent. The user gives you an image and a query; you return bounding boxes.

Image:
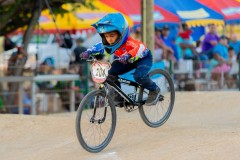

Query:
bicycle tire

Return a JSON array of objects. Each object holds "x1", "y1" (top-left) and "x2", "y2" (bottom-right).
[
  {"x1": 138, "y1": 69, "x2": 175, "y2": 128},
  {"x1": 75, "y1": 90, "x2": 116, "y2": 153}
]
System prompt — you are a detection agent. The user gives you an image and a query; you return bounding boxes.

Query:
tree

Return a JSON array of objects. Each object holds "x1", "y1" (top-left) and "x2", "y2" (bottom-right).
[
  {"x1": 0, "y1": 0, "x2": 95, "y2": 107},
  {"x1": 0, "y1": 0, "x2": 95, "y2": 36}
]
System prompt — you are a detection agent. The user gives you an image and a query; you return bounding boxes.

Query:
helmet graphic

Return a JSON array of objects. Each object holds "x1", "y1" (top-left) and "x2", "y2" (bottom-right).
[{"x1": 91, "y1": 12, "x2": 130, "y2": 54}]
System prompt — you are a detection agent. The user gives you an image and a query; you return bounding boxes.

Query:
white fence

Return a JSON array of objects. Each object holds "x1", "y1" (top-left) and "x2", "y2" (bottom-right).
[
  {"x1": 0, "y1": 74, "x2": 80, "y2": 115},
  {"x1": 172, "y1": 60, "x2": 240, "y2": 90}
]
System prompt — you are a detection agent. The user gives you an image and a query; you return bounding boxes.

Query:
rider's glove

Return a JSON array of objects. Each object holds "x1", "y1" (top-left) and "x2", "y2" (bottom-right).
[{"x1": 119, "y1": 54, "x2": 132, "y2": 64}]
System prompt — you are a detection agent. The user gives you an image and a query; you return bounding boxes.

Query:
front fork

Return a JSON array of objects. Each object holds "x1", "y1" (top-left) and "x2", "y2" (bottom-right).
[{"x1": 90, "y1": 84, "x2": 108, "y2": 124}]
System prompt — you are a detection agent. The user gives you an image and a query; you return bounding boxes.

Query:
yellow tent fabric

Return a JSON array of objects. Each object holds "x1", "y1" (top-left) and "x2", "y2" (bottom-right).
[
  {"x1": 39, "y1": 1, "x2": 133, "y2": 32},
  {"x1": 186, "y1": 19, "x2": 224, "y2": 27}
]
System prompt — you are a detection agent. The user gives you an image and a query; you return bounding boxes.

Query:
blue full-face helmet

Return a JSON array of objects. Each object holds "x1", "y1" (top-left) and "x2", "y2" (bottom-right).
[{"x1": 91, "y1": 12, "x2": 130, "y2": 54}]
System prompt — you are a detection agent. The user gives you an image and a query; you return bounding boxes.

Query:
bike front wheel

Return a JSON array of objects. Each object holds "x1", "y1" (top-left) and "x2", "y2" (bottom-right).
[
  {"x1": 75, "y1": 90, "x2": 116, "y2": 153},
  {"x1": 138, "y1": 69, "x2": 175, "y2": 128}
]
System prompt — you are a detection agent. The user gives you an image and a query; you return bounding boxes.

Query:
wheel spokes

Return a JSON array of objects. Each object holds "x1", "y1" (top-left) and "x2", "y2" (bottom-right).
[{"x1": 80, "y1": 95, "x2": 112, "y2": 148}]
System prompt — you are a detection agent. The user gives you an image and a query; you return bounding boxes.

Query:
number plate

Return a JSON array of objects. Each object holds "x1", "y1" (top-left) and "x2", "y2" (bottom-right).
[{"x1": 91, "y1": 61, "x2": 111, "y2": 83}]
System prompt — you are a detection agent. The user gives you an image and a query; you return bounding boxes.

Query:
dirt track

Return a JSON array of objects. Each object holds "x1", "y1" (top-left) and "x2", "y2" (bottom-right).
[{"x1": 0, "y1": 92, "x2": 240, "y2": 160}]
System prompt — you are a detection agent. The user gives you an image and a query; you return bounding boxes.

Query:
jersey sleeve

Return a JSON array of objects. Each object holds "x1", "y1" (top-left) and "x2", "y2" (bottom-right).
[{"x1": 127, "y1": 40, "x2": 147, "y2": 58}]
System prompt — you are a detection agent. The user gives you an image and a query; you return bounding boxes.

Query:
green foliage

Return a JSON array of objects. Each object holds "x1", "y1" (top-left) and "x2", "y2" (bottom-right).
[{"x1": 0, "y1": 0, "x2": 96, "y2": 36}]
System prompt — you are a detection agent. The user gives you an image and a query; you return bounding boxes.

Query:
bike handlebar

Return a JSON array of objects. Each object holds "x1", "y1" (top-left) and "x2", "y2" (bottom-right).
[{"x1": 81, "y1": 55, "x2": 134, "y2": 64}]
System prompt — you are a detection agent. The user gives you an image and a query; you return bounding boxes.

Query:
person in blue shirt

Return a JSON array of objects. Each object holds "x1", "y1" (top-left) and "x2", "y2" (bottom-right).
[
  {"x1": 213, "y1": 36, "x2": 229, "y2": 61},
  {"x1": 160, "y1": 25, "x2": 180, "y2": 61},
  {"x1": 211, "y1": 35, "x2": 231, "y2": 88},
  {"x1": 228, "y1": 34, "x2": 240, "y2": 56}
]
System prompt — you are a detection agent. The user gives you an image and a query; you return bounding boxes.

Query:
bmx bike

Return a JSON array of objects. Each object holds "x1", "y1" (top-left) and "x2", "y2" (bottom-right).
[{"x1": 75, "y1": 56, "x2": 175, "y2": 153}]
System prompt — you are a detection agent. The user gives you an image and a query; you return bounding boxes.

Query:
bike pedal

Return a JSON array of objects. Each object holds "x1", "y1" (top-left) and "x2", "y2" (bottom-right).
[{"x1": 124, "y1": 106, "x2": 137, "y2": 112}]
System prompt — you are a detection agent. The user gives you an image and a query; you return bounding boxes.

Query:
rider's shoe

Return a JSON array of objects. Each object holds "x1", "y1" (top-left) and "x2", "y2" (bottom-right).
[{"x1": 145, "y1": 87, "x2": 161, "y2": 106}]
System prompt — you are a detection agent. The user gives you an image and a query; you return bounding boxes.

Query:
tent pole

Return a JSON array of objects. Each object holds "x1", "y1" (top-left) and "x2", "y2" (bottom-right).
[{"x1": 141, "y1": 0, "x2": 154, "y2": 53}]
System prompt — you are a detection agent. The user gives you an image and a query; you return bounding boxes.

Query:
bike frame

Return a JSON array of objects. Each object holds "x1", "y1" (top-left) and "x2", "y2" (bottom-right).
[{"x1": 105, "y1": 77, "x2": 145, "y2": 107}]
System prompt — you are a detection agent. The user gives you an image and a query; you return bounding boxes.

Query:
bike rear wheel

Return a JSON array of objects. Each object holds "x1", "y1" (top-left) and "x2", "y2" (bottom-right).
[
  {"x1": 138, "y1": 69, "x2": 175, "y2": 128},
  {"x1": 75, "y1": 90, "x2": 116, "y2": 153}
]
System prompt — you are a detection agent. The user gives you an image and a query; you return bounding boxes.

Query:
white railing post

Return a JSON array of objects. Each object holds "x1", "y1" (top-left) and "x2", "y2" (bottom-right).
[
  {"x1": 53, "y1": 93, "x2": 58, "y2": 112},
  {"x1": 31, "y1": 82, "x2": 37, "y2": 115},
  {"x1": 18, "y1": 82, "x2": 24, "y2": 114},
  {"x1": 70, "y1": 80, "x2": 75, "y2": 112}
]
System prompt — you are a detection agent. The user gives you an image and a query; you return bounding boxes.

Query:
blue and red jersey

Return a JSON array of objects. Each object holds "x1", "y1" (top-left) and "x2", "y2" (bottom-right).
[{"x1": 87, "y1": 36, "x2": 149, "y2": 61}]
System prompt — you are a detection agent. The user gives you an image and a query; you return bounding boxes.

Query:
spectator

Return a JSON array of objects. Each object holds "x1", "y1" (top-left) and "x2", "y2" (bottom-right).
[
  {"x1": 154, "y1": 27, "x2": 164, "y2": 61},
  {"x1": 196, "y1": 40, "x2": 202, "y2": 54},
  {"x1": 40, "y1": 57, "x2": 54, "y2": 71},
  {"x1": 210, "y1": 36, "x2": 231, "y2": 88},
  {"x1": 161, "y1": 25, "x2": 179, "y2": 61},
  {"x1": 228, "y1": 33, "x2": 240, "y2": 56},
  {"x1": 7, "y1": 47, "x2": 27, "y2": 76},
  {"x1": 228, "y1": 47, "x2": 236, "y2": 64},
  {"x1": 60, "y1": 31, "x2": 73, "y2": 49},
  {"x1": 194, "y1": 40, "x2": 209, "y2": 68},
  {"x1": 36, "y1": 57, "x2": 55, "y2": 90},
  {"x1": 178, "y1": 23, "x2": 193, "y2": 45},
  {"x1": 4, "y1": 36, "x2": 16, "y2": 51},
  {"x1": 73, "y1": 37, "x2": 87, "y2": 64},
  {"x1": 178, "y1": 23, "x2": 197, "y2": 57},
  {"x1": 22, "y1": 87, "x2": 31, "y2": 114},
  {"x1": 154, "y1": 26, "x2": 174, "y2": 62},
  {"x1": 54, "y1": 68, "x2": 83, "y2": 111},
  {"x1": 202, "y1": 24, "x2": 219, "y2": 59},
  {"x1": 132, "y1": 27, "x2": 141, "y2": 41},
  {"x1": 227, "y1": 47, "x2": 238, "y2": 88}
]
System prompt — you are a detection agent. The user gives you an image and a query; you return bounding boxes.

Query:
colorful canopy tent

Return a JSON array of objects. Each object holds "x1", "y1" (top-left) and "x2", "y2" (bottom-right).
[
  {"x1": 101, "y1": 0, "x2": 180, "y2": 27},
  {"x1": 39, "y1": 1, "x2": 133, "y2": 33},
  {"x1": 197, "y1": 0, "x2": 240, "y2": 24},
  {"x1": 154, "y1": 0, "x2": 224, "y2": 27}
]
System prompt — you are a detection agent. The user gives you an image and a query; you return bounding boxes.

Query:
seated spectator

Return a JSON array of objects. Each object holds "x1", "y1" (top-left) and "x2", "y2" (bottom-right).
[
  {"x1": 22, "y1": 87, "x2": 31, "y2": 114},
  {"x1": 228, "y1": 47, "x2": 236, "y2": 65},
  {"x1": 201, "y1": 24, "x2": 219, "y2": 59},
  {"x1": 195, "y1": 40, "x2": 209, "y2": 69},
  {"x1": 228, "y1": 33, "x2": 240, "y2": 56},
  {"x1": 132, "y1": 27, "x2": 141, "y2": 41},
  {"x1": 154, "y1": 27, "x2": 174, "y2": 62},
  {"x1": 161, "y1": 25, "x2": 180, "y2": 61},
  {"x1": 176, "y1": 36, "x2": 197, "y2": 60},
  {"x1": 178, "y1": 23, "x2": 197, "y2": 57},
  {"x1": 196, "y1": 40, "x2": 202, "y2": 54},
  {"x1": 227, "y1": 46, "x2": 238, "y2": 87},
  {"x1": 36, "y1": 57, "x2": 55, "y2": 90},
  {"x1": 210, "y1": 36, "x2": 231, "y2": 88},
  {"x1": 154, "y1": 27, "x2": 164, "y2": 62}
]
